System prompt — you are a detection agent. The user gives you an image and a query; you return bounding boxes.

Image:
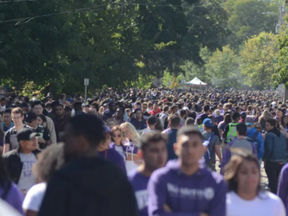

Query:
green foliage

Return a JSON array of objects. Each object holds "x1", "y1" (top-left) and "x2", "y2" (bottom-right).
[
  {"x1": 274, "y1": 16, "x2": 288, "y2": 89},
  {"x1": 240, "y1": 32, "x2": 278, "y2": 89},
  {"x1": 225, "y1": 0, "x2": 278, "y2": 48},
  {"x1": 0, "y1": 0, "x2": 230, "y2": 93},
  {"x1": 205, "y1": 45, "x2": 242, "y2": 89}
]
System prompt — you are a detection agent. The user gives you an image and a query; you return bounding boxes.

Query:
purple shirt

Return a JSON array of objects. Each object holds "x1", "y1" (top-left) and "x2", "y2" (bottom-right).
[
  {"x1": 0, "y1": 182, "x2": 24, "y2": 215},
  {"x1": 98, "y1": 148, "x2": 127, "y2": 174},
  {"x1": 278, "y1": 163, "x2": 288, "y2": 216},
  {"x1": 148, "y1": 160, "x2": 227, "y2": 216},
  {"x1": 128, "y1": 170, "x2": 150, "y2": 216}
]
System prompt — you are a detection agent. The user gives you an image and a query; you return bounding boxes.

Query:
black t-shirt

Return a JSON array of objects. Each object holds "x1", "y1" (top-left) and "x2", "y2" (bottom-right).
[{"x1": 4, "y1": 125, "x2": 33, "y2": 150}]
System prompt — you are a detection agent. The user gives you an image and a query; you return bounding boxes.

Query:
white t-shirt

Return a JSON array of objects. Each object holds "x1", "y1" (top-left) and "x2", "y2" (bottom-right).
[
  {"x1": 22, "y1": 183, "x2": 47, "y2": 212},
  {"x1": 114, "y1": 145, "x2": 126, "y2": 160},
  {"x1": 0, "y1": 199, "x2": 21, "y2": 216},
  {"x1": 17, "y1": 153, "x2": 37, "y2": 194},
  {"x1": 226, "y1": 191, "x2": 286, "y2": 216}
]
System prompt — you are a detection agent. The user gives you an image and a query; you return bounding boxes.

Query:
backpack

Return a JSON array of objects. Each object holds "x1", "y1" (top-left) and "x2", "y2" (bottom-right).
[
  {"x1": 246, "y1": 131, "x2": 260, "y2": 151},
  {"x1": 203, "y1": 134, "x2": 215, "y2": 164}
]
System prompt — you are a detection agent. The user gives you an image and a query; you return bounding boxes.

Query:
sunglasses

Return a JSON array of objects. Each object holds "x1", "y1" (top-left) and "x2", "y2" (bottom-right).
[{"x1": 113, "y1": 134, "x2": 122, "y2": 138}]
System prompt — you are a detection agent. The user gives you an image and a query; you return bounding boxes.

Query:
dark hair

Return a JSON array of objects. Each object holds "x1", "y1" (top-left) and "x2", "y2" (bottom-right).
[
  {"x1": 34, "y1": 144, "x2": 64, "y2": 182},
  {"x1": 168, "y1": 115, "x2": 181, "y2": 128},
  {"x1": 66, "y1": 114, "x2": 105, "y2": 147},
  {"x1": 188, "y1": 111, "x2": 197, "y2": 119},
  {"x1": 236, "y1": 123, "x2": 247, "y2": 136},
  {"x1": 55, "y1": 103, "x2": 64, "y2": 108},
  {"x1": 224, "y1": 114, "x2": 232, "y2": 124},
  {"x1": 266, "y1": 118, "x2": 277, "y2": 128},
  {"x1": 140, "y1": 131, "x2": 167, "y2": 152},
  {"x1": 225, "y1": 150, "x2": 260, "y2": 194},
  {"x1": 204, "y1": 104, "x2": 210, "y2": 112},
  {"x1": 177, "y1": 126, "x2": 203, "y2": 140},
  {"x1": 232, "y1": 112, "x2": 240, "y2": 121},
  {"x1": 38, "y1": 114, "x2": 47, "y2": 123},
  {"x1": 3, "y1": 109, "x2": 11, "y2": 114},
  {"x1": 31, "y1": 101, "x2": 43, "y2": 109},
  {"x1": 163, "y1": 106, "x2": 169, "y2": 112},
  {"x1": 0, "y1": 157, "x2": 9, "y2": 187}
]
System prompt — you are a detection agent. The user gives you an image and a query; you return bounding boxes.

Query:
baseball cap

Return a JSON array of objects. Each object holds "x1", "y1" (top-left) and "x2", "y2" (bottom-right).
[
  {"x1": 245, "y1": 116, "x2": 254, "y2": 126},
  {"x1": 25, "y1": 112, "x2": 37, "y2": 123},
  {"x1": 203, "y1": 118, "x2": 214, "y2": 128},
  {"x1": 17, "y1": 128, "x2": 37, "y2": 142}
]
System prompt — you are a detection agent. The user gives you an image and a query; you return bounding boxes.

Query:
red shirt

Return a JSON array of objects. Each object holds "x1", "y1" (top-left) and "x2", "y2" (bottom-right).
[{"x1": 149, "y1": 108, "x2": 161, "y2": 116}]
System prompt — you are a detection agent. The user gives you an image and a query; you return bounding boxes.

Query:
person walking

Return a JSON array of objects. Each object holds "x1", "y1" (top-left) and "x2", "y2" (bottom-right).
[
  {"x1": 38, "y1": 114, "x2": 138, "y2": 216},
  {"x1": 3, "y1": 128, "x2": 40, "y2": 195},
  {"x1": 148, "y1": 126, "x2": 227, "y2": 216},
  {"x1": 264, "y1": 118, "x2": 287, "y2": 194},
  {"x1": 129, "y1": 131, "x2": 167, "y2": 216},
  {"x1": 226, "y1": 149, "x2": 285, "y2": 216}
]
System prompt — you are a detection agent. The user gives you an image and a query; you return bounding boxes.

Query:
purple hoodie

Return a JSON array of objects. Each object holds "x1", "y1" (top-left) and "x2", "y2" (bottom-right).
[
  {"x1": 98, "y1": 148, "x2": 127, "y2": 174},
  {"x1": 0, "y1": 182, "x2": 24, "y2": 215},
  {"x1": 148, "y1": 160, "x2": 227, "y2": 216},
  {"x1": 277, "y1": 163, "x2": 288, "y2": 215},
  {"x1": 128, "y1": 170, "x2": 150, "y2": 216}
]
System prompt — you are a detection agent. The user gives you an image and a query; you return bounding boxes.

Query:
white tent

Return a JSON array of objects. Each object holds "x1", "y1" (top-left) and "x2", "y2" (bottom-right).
[{"x1": 186, "y1": 77, "x2": 207, "y2": 86}]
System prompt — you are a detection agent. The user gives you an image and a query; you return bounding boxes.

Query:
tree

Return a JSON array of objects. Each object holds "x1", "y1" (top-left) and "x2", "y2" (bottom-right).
[
  {"x1": 205, "y1": 45, "x2": 242, "y2": 89},
  {"x1": 240, "y1": 32, "x2": 278, "y2": 90},
  {"x1": 225, "y1": 0, "x2": 278, "y2": 48}
]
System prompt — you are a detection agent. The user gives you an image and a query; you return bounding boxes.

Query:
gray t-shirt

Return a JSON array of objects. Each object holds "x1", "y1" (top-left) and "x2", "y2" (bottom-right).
[
  {"x1": 230, "y1": 139, "x2": 253, "y2": 154},
  {"x1": 18, "y1": 153, "x2": 37, "y2": 194},
  {"x1": 202, "y1": 131, "x2": 220, "y2": 163}
]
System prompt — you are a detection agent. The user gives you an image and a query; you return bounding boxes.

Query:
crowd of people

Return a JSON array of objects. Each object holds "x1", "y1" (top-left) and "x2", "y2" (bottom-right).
[{"x1": 0, "y1": 88, "x2": 288, "y2": 216}]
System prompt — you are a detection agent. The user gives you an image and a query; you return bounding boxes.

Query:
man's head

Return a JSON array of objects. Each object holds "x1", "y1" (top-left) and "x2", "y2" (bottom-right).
[
  {"x1": 185, "y1": 117, "x2": 195, "y2": 126},
  {"x1": 139, "y1": 131, "x2": 167, "y2": 171},
  {"x1": 232, "y1": 112, "x2": 240, "y2": 122},
  {"x1": 3, "y1": 109, "x2": 12, "y2": 124},
  {"x1": 134, "y1": 108, "x2": 142, "y2": 120},
  {"x1": 153, "y1": 103, "x2": 158, "y2": 111},
  {"x1": 25, "y1": 112, "x2": 38, "y2": 129},
  {"x1": 204, "y1": 104, "x2": 210, "y2": 113},
  {"x1": 236, "y1": 123, "x2": 247, "y2": 137},
  {"x1": 175, "y1": 126, "x2": 204, "y2": 167},
  {"x1": 0, "y1": 97, "x2": 6, "y2": 106},
  {"x1": 63, "y1": 114, "x2": 105, "y2": 161},
  {"x1": 147, "y1": 116, "x2": 157, "y2": 129},
  {"x1": 32, "y1": 101, "x2": 44, "y2": 115},
  {"x1": 55, "y1": 104, "x2": 65, "y2": 117},
  {"x1": 180, "y1": 109, "x2": 186, "y2": 118},
  {"x1": 11, "y1": 107, "x2": 24, "y2": 126},
  {"x1": 168, "y1": 115, "x2": 181, "y2": 129},
  {"x1": 141, "y1": 103, "x2": 148, "y2": 113},
  {"x1": 203, "y1": 118, "x2": 214, "y2": 131},
  {"x1": 163, "y1": 106, "x2": 169, "y2": 113},
  {"x1": 17, "y1": 128, "x2": 37, "y2": 152}
]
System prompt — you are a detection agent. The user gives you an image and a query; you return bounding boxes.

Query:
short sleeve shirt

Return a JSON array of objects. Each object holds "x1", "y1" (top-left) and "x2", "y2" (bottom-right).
[{"x1": 4, "y1": 125, "x2": 33, "y2": 150}]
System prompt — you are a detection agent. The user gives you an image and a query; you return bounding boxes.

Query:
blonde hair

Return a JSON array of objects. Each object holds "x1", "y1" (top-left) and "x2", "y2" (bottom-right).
[
  {"x1": 259, "y1": 109, "x2": 270, "y2": 121},
  {"x1": 120, "y1": 122, "x2": 140, "y2": 147}
]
